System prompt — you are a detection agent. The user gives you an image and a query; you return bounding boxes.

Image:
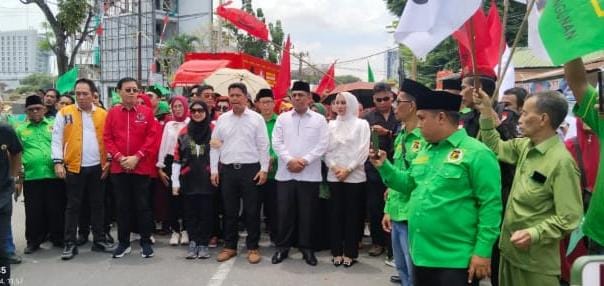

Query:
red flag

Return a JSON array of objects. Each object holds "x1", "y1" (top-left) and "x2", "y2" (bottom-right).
[
  {"x1": 315, "y1": 62, "x2": 336, "y2": 95},
  {"x1": 96, "y1": 24, "x2": 104, "y2": 36},
  {"x1": 452, "y1": 1, "x2": 501, "y2": 78},
  {"x1": 216, "y1": 1, "x2": 269, "y2": 42},
  {"x1": 273, "y1": 35, "x2": 291, "y2": 102}
]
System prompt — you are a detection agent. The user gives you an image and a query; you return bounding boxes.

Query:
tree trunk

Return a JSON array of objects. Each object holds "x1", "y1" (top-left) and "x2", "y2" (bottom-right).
[{"x1": 55, "y1": 34, "x2": 69, "y2": 76}]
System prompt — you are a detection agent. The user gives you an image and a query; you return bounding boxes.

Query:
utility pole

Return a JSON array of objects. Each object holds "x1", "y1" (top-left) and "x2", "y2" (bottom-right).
[
  {"x1": 295, "y1": 51, "x2": 308, "y2": 81},
  {"x1": 137, "y1": 0, "x2": 142, "y2": 82},
  {"x1": 215, "y1": 0, "x2": 224, "y2": 52}
]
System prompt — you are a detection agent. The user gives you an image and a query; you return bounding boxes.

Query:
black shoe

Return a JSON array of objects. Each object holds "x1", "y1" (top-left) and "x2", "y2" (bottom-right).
[
  {"x1": 23, "y1": 244, "x2": 40, "y2": 254},
  {"x1": 61, "y1": 244, "x2": 78, "y2": 260},
  {"x1": 301, "y1": 249, "x2": 317, "y2": 266},
  {"x1": 76, "y1": 235, "x2": 89, "y2": 246},
  {"x1": 7, "y1": 253, "x2": 22, "y2": 264},
  {"x1": 112, "y1": 243, "x2": 131, "y2": 258},
  {"x1": 105, "y1": 232, "x2": 115, "y2": 244},
  {"x1": 91, "y1": 241, "x2": 115, "y2": 253},
  {"x1": 271, "y1": 250, "x2": 288, "y2": 264},
  {"x1": 390, "y1": 275, "x2": 401, "y2": 284}
]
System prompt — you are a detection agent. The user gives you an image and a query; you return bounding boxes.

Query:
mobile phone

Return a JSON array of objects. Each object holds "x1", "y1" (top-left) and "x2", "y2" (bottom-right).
[{"x1": 370, "y1": 129, "x2": 380, "y2": 159}]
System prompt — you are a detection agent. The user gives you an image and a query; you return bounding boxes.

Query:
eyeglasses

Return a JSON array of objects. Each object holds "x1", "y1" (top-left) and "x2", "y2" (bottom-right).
[
  {"x1": 123, "y1": 88, "x2": 138, "y2": 93},
  {"x1": 190, "y1": 108, "x2": 206, "y2": 114},
  {"x1": 258, "y1": 100, "x2": 274, "y2": 105},
  {"x1": 375, "y1": 97, "x2": 391, "y2": 103}
]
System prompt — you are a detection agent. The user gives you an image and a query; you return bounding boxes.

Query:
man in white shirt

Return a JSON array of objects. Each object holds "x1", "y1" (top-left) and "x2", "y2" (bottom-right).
[
  {"x1": 51, "y1": 78, "x2": 113, "y2": 260},
  {"x1": 210, "y1": 82, "x2": 270, "y2": 264},
  {"x1": 271, "y1": 81, "x2": 329, "y2": 266}
]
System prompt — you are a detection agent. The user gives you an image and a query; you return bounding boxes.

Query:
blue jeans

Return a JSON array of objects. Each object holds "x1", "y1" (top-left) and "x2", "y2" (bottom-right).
[
  {"x1": 392, "y1": 221, "x2": 413, "y2": 286},
  {"x1": 5, "y1": 227, "x2": 15, "y2": 255}
]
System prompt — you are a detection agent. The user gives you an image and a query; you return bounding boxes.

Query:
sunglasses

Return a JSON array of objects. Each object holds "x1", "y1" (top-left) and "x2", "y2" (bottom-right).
[
  {"x1": 123, "y1": 88, "x2": 138, "y2": 93},
  {"x1": 375, "y1": 97, "x2": 391, "y2": 103},
  {"x1": 190, "y1": 108, "x2": 206, "y2": 114}
]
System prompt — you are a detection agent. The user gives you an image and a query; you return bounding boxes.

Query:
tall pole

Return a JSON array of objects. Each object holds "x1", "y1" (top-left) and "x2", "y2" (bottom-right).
[
  {"x1": 137, "y1": 0, "x2": 142, "y2": 82},
  {"x1": 216, "y1": 0, "x2": 224, "y2": 52}
]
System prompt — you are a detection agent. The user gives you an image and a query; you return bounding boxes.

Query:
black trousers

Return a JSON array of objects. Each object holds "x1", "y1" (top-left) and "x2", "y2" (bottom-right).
[
  {"x1": 183, "y1": 194, "x2": 214, "y2": 246},
  {"x1": 260, "y1": 179, "x2": 277, "y2": 241},
  {"x1": 0, "y1": 187, "x2": 11, "y2": 279},
  {"x1": 414, "y1": 265, "x2": 479, "y2": 286},
  {"x1": 78, "y1": 177, "x2": 114, "y2": 237},
  {"x1": 64, "y1": 165, "x2": 104, "y2": 244},
  {"x1": 23, "y1": 179, "x2": 66, "y2": 246},
  {"x1": 220, "y1": 163, "x2": 261, "y2": 250},
  {"x1": 112, "y1": 174, "x2": 152, "y2": 246},
  {"x1": 365, "y1": 179, "x2": 386, "y2": 246},
  {"x1": 168, "y1": 194, "x2": 184, "y2": 232},
  {"x1": 329, "y1": 182, "x2": 363, "y2": 258},
  {"x1": 275, "y1": 180, "x2": 319, "y2": 251}
]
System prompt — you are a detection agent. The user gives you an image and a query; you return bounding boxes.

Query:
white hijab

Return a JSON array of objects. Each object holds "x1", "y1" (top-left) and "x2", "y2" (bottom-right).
[{"x1": 332, "y1": 92, "x2": 360, "y2": 143}]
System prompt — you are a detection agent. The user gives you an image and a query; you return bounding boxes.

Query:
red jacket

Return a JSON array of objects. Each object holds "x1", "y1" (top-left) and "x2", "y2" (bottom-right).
[{"x1": 103, "y1": 104, "x2": 159, "y2": 176}]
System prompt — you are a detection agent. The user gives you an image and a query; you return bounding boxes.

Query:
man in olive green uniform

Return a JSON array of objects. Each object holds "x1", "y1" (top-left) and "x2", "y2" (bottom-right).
[
  {"x1": 381, "y1": 79, "x2": 429, "y2": 286},
  {"x1": 371, "y1": 90, "x2": 502, "y2": 286},
  {"x1": 15, "y1": 95, "x2": 66, "y2": 254},
  {"x1": 564, "y1": 58, "x2": 604, "y2": 254},
  {"x1": 474, "y1": 88, "x2": 583, "y2": 286}
]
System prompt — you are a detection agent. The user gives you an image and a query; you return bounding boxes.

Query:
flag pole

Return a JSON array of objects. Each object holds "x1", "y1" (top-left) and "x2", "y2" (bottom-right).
[
  {"x1": 494, "y1": 0, "x2": 536, "y2": 97},
  {"x1": 468, "y1": 20, "x2": 480, "y2": 90},
  {"x1": 598, "y1": 70, "x2": 603, "y2": 114},
  {"x1": 494, "y1": 0, "x2": 509, "y2": 97}
]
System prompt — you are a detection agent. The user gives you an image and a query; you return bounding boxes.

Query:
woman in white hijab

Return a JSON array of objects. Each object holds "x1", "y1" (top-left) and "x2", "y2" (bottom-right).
[{"x1": 324, "y1": 92, "x2": 370, "y2": 267}]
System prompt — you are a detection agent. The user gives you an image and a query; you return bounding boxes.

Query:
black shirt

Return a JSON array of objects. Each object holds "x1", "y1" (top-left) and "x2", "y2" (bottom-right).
[
  {"x1": 0, "y1": 123, "x2": 22, "y2": 190},
  {"x1": 175, "y1": 132, "x2": 214, "y2": 195},
  {"x1": 363, "y1": 108, "x2": 400, "y2": 181}
]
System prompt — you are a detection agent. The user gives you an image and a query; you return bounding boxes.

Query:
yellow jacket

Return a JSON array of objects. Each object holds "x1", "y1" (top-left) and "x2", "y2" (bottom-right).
[{"x1": 51, "y1": 104, "x2": 107, "y2": 173}]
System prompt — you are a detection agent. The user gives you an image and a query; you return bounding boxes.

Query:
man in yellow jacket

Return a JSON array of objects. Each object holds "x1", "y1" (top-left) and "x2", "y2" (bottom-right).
[{"x1": 51, "y1": 78, "x2": 113, "y2": 260}]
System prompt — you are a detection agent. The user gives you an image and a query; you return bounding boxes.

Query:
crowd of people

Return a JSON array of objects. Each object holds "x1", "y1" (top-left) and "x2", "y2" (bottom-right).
[{"x1": 0, "y1": 57, "x2": 601, "y2": 286}]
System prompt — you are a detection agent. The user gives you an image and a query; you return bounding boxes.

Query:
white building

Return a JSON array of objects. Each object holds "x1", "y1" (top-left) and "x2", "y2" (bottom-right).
[
  {"x1": 99, "y1": 0, "x2": 212, "y2": 101},
  {"x1": 0, "y1": 30, "x2": 50, "y2": 90}
]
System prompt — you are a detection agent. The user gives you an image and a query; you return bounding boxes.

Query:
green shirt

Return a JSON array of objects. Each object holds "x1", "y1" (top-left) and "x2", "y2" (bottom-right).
[
  {"x1": 480, "y1": 117, "x2": 582, "y2": 275},
  {"x1": 573, "y1": 86, "x2": 604, "y2": 246},
  {"x1": 15, "y1": 118, "x2": 57, "y2": 181},
  {"x1": 265, "y1": 113, "x2": 278, "y2": 179},
  {"x1": 383, "y1": 127, "x2": 424, "y2": 222},
  {"x1": 378, "y1": 129, "x2": 502, "y2": 268}
]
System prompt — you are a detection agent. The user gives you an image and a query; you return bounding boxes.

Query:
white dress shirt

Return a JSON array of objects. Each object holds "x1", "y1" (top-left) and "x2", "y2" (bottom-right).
[
  {"x1": 52, "y1": 105, "x2": 100, "y2": 167},
  {"x1": 325, "y1": 118, "x2": 370, "y2": 183},
  {"x1": 156, "y1": 119, "x2": 189, "y2": 168},
  {"x1": 210, "y1": 108, "x2": 270, "y2": 174},
  {"x1": 272, "y1": 109, "x2": 329, "y2": 182}
]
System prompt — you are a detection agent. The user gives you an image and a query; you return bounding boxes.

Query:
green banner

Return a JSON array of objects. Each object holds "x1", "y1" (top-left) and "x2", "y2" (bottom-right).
[
  {"x1": 538, "y1": 0, "x2": 604, "y2": 65},
  {"x1": 368, "y1": 62, "x2": 375, "y2": 83},
  {"x1": 56, "y1": 67, "x2": 79, "y2": 94}
]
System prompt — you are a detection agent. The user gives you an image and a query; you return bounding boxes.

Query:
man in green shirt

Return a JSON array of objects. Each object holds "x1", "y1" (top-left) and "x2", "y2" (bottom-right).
[
  {"x1": 371, "y1": 90, "x2": 502, "y2": 286},
  {"x1": 381, "y1": 79, "x2": 429, "y2": 286},
  {"x1": 474, "y1": 88, "x2": 583, "y2": 286},
  {"x1": 564, "y1": 58, "x2": 604, "y2": 254},
  {"x1": 255, "y1": 89, "x2": 279, "y2": 242},
  {"x1": 15, "y1": 95, "x2": 66, "y2": 255}
]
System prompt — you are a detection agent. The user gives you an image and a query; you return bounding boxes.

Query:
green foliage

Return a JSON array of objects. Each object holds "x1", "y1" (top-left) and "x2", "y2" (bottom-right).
[
  {"x1": 16, "y1": 73, "x2": 55, "y2": 94},
  {"x1": 38, "y1": 22, "x2": 54, "y2": 52},
  {"x1": 56, "y1": 0, "x2": 89, "y2": 35},
  {"x1": 385, "y1": 0, "x2": 528, "y2": 86},
  {"x1": 159, "y1": 34, "x2": 200, "y2": 80}
]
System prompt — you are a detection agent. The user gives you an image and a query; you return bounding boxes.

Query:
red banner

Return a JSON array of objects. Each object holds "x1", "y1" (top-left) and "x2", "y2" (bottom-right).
[{"x1": 216, "y1": 1, "x2": 269, "y2": 42}]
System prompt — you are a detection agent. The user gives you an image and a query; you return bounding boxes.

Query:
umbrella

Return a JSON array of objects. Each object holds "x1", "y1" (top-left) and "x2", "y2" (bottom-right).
[
  {"x1": 203, "y1": 68, "x2": 271, "y2": 97},
  {"x1": 170, "y1": 59, "x2": 231, "y2": 88},
  {"x1": 323, "y1": 81, "x2": 375, "y2": 108}
]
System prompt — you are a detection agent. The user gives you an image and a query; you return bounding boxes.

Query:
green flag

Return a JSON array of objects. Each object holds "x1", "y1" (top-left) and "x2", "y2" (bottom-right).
[
  {"x1": 367, "y1": 62, "x2": 375, "y2": 82},
  {"x1": 56, "y1": 67, "x2": 79, "y2": 94},
  {"x1": 111, "y1": 90, "x2": 122, "y2": 106},
  {"x1": 538, "y1": 0, "x2": 604, "y2": 65}
]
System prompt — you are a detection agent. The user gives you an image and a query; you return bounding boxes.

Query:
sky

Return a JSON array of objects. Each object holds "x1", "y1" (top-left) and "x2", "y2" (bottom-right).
[{"x1": 0, "y1": 0, "x2": 399, "y2": 81}]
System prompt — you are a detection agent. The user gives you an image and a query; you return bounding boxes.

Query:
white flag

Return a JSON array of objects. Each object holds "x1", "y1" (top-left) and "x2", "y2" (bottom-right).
[
  {"x1": 495, "y1": 46, "x2": 516, "y2": 100},
  {"x1": 394, "y1": 0, "x2": 482, "y2": 59},
  {"x1": 513, "y1": 0, "x2": 552, "y2": 64}
]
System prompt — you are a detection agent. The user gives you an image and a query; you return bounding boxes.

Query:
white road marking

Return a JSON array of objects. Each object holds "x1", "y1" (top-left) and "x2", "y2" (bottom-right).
[{"x1": 207, "y1": 257, "x2": 236, "y2": 286}]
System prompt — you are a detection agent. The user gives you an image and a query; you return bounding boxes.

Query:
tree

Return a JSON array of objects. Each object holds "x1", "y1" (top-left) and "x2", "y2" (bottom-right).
[
  {"x1": 159, "y1": 34, "x2": 200, "y2": 81},
  {"x1": 335, "y1": 75, "x2": 362, "y2": 84},
  {"x1": 20, "y1": 0, "x2": 95, "y2": 76},
  {"x1": 385, "y1": 0, "x2": 528, "y2": 87},
  {"x1": 16, "y1": 73, "x2": 56, "y2": 95}
]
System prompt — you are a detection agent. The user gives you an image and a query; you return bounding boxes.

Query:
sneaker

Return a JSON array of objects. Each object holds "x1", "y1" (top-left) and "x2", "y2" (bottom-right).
[
  {"x1": 368, "y1": 245, "x2": 385, "y2": 257},
  {"x1": 169, "y1": 232, "x2": 180, "y2": 246},
  {"x1": 112, "y1": 243, "x2": 131, "y2": 258},
  {"x1": 141, "y1": 244, "x2": 154, "y2": 258},
  {"x1": 7, "y1": 253, "x2": 22, "y2": 264},
  {"x1": 198, "y1": 245, "x2": 210, "y2": 259},
  {"x1": 61, "y1": 243, "x2": 78, "y2": 260},
  {"x1": 91, "y1": 241, "x2": 116, "y2": 253},
  {"x1": 186, "y1": 241, "x2": 198, "y2": 259},
  {"x1": 384, "y1": 257, "x2": 395, "y2": 268},
  {"x1": 180, "y1": 231, "x2": 189, "y2": 245},
  {"x1": 208, "y1": 236, "x2": 218, "y2": 248}
]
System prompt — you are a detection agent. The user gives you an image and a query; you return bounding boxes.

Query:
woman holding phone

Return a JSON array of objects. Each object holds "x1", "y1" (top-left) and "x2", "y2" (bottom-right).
[{"x1": 324, "y1": 92, "x2": 370, "y2": 267}]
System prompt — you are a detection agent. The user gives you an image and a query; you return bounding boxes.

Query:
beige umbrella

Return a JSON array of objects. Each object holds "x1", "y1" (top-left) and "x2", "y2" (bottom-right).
[{"x1": 203, "y1": 68, "x2": 271, "y2": 98}]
